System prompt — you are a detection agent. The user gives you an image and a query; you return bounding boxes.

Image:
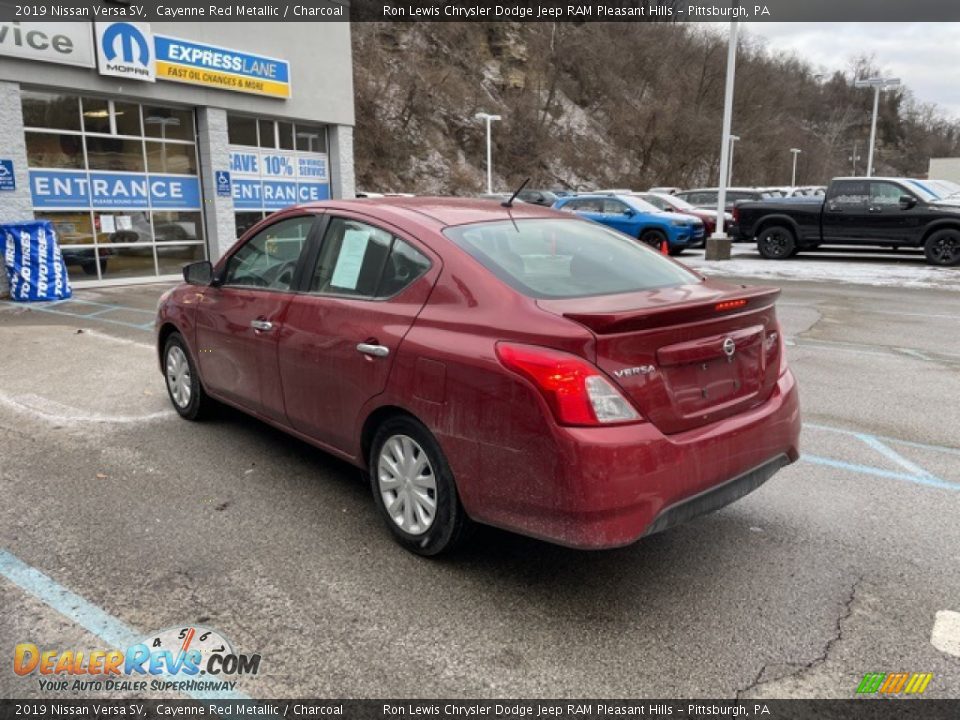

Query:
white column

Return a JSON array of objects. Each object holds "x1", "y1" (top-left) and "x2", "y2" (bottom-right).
[
  {"x1": 0, "y1": 81, "x2": 35, "y2": 298},
  {"x1": 196, "y1": 107, "x2": 237, "y2": 261},
  {"x1": 328, "y1": 124, "x2": 355, "y2": 200}
]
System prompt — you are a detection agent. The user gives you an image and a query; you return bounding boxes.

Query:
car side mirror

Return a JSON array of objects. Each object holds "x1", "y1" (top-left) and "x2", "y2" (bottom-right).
[
  {"x1": 900, "y1": 195, "x2": 918, "y2": 209},
  {"x1": 183, "y1": 260, "x2": 214, "y2": 286},
  {"x1": 623, "y1": 208, "x2": 636, "y2": 217},
  {"x1": 664, "y1": 206, "x2": 675, "y2": 212}
]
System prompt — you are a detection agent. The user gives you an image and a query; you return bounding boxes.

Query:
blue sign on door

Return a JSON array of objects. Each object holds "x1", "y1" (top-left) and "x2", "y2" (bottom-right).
[
  {"x1": 28, "y1": 170, "x2": 201, "y2": 210},
  {"x1": 0, "y1": 160, "x2": 15, "y2": 191},
  {"x1": 215, "y1": 171, "x2": 231, "y2": 197}
]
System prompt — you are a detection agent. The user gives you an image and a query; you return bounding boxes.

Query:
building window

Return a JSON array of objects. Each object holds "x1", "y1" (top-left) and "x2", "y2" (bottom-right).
[
  {"x1": 227, "y1": 115, "x2": 258, "y2": 146},
  {"x1": 23, "y1": 88, "x2": 206, "y2": 283},
  {"x1": 228, "y1": 114, "x2": 331, "y2": 240}
]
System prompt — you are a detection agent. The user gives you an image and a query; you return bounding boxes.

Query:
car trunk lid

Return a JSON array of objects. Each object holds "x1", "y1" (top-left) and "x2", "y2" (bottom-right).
[{"x1": 537, "y1": 282, "x2": 783, "y2": 434}]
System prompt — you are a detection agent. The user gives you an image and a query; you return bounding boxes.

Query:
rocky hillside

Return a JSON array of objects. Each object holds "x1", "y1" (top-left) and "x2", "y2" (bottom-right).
[{"x1": 352, "y1": 22, "x2": 960, "y2": 194}]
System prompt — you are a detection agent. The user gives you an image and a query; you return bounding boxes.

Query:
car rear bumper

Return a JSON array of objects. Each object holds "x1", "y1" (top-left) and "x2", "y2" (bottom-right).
[{"x1": 473, "y1": 369, "x2": 800, "y2": 549}]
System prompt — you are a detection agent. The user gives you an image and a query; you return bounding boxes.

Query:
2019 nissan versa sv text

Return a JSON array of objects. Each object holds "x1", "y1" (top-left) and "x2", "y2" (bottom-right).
[{"x1": 156, "y1": 198, "x2": 800, "y2": 555}]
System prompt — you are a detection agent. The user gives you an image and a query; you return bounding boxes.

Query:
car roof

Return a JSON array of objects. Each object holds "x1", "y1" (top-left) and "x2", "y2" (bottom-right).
[{"x1": 292, "y1": 196, "x2": 563, "y2": 228}]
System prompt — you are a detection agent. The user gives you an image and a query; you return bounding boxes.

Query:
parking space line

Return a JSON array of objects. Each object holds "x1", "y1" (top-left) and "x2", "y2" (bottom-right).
[
  {"x1": 0, "y1": 549, "x2": 251, "y2": 701},
  {"x1": 855, "y1": 433, "x2": 940, "y2": 481},
  {"x1": 23, "y1": 304, "x2": 152, "y2": 332},
  {"x1": 803, "y1": 455, "x2": 959, "y2": 491},
  {"x1": 802, "y1": 423, "x2": 959, "y2": 491},
  {"x1": 807, "y1": 422, "x2": 960, "y2": 456},
  {"x1": 46, "y1": 298, "x2": 156, "y2": 315}
]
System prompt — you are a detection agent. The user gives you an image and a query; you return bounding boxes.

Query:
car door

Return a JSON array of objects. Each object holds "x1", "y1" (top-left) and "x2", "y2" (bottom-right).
[
  {"x1": 599, "y1": 198, "x2": 639, "y2": 235},
  {"x1": 195, "y1": 214, "x2": 317, "y2": 420},
  {"x1": 863, "y1": 181, "x2": 923, "y2": 244},
  {"x1": 822, "y1": 180, "x2": 870, "y2": 242},
  {"x1": 277, "y1": 213, "x2": 439, "y2": 453}
]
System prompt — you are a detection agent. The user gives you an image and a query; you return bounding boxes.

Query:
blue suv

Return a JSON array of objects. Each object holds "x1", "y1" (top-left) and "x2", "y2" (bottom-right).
[{"x1": 553, "y1": 194, "x2": 704, "y2": 254}]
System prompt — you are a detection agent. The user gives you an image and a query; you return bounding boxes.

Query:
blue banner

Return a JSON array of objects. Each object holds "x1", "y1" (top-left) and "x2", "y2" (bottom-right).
[
  {"x1": 29, "y1": 170, "x2": 201, "y2": 210},
  {"x1": 2, "y1": 220, "x2": 72, "y2": 302},
  {"x1": 154, "y1": 35, "x2": 290, "y2": 83},
  {"x1": 232, "y1": 179, "x2": 328, "y2": 210}
]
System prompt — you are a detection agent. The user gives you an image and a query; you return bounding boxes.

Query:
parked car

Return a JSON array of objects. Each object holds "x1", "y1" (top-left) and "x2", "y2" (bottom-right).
[
  {"x1": 734, "y1": 176, "x2": 960, "y2": 266},
  {"x1": 634, "y1": 192, "x2": 735, "y2": 238},
  {"x1": 157, "y1": 198, "x2": 800, "y2": 555},
  {"x1": 553, "y1": 193, "x2": 704, "y2": 254},
  {"x1": 516, "y1": 189, "x2": 560, "y2": 206},
  {"x1": 675, "y1": 187, "x2": 775, "y2": 211}
]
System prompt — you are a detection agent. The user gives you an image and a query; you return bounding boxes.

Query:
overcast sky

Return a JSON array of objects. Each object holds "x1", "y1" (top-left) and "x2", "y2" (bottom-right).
[{"x1": 709, "y1": 23, "x2": 960, "y2": 119}]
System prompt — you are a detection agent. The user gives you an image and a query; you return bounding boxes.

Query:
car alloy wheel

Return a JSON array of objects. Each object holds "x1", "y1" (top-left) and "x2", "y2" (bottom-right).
[
  {"x1": 377, "y1": 434, "x2": 437, "y2": 535},
  {"x1": 926, "y1": 230, "x2": 960, "y2": 266},
  {"x1": 166, "y1": 345, "x2": 192, "y2": 409},
  {"x1": 758, "y1": 225, "x2": 796, "y2": 260}
]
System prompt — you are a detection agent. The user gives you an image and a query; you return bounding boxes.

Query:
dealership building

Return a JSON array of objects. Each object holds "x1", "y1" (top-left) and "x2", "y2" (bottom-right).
[{"x1": 0, "y1": 20, "x2": 355, "y2": 287}]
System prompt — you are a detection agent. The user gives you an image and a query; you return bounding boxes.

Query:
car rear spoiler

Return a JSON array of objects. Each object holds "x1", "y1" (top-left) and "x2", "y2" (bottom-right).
[{"x1": 561, "y1": 287, "x2": 781, "y2": 334}]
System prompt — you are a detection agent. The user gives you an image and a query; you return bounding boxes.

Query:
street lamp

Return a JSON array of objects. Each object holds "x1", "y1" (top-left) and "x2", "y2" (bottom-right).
[
  {"x1": 474, "y1": 112, "x2": 501, "y2": 194},
  {"x1": 854, "y1": 76, "x2": 900, "y2": 177},
  {"x1": 709, "y1": 20, "x2": 739, "y2": 259},
  {"x1": 726, "y1": 135, "x2": 740, "y2": 187},
  {"x1": 790, "y1": 148, "x2": 802, "y2": 186}
]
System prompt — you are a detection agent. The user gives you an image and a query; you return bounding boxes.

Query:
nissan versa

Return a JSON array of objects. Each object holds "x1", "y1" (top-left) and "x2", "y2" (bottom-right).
[{"x1": 156, "y1": 198, "x2": 800, "y2": 555}]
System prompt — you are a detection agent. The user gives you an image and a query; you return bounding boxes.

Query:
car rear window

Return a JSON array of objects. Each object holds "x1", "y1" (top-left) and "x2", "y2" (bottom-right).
[{"x1": 444, "y1": 218, "x2": 699, "y2": 299}]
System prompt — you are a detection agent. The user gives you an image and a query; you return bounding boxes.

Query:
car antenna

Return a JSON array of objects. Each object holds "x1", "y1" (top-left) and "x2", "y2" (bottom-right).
[{"x1": 502, "y1": 177, "x2": 530, "y2": 208}]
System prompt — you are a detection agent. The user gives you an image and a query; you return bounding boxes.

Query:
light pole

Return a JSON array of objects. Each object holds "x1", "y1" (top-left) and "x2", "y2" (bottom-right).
[
  {"x1": 710, "y1": 19, "x2": 739, "y2": 255},
  {"x1": 726, "y1": 134, "x2": 740, "y2": 187},
  {"x1": 854, "y1": 76, "x2": 900, "y2": 177},
  {"x1": 474, "y1": 112, "x2": 502, "y2": 194},
  {"x1": 790, "y1": 148, "x2": 802, "y2": 186}
]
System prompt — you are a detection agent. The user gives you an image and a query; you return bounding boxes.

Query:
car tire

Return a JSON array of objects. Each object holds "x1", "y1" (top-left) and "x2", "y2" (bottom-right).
[
  {"x1": 163, "y1": 332, "x2": 211, "y2": 421},
  {"x1": 369, "y1": 415, "x2": 474, "y2": 556},
  {"x1": 924, "y1": 228, "x2": 960, "y2": 267},
  {"x1": 639, "y1": 229, "x2": 667, "y2": 251},
  {"x1": 757, "y1": 225, "x2": 796, "y2": 260}
]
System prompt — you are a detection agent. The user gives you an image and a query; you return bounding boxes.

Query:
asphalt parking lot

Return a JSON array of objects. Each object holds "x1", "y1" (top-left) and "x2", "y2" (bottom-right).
[{"x1": 1, "y1": 245, "x2": 959, "y2": 699}]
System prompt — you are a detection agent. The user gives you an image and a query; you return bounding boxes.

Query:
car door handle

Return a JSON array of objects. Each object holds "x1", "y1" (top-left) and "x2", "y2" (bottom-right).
[
  {"x1": 250, "y1": 319, "x2": 274, "y2": 332},
  {"x1": 357, "y1": 343, "x2": 389, "y2": 358},
  {"x1": 868, "y1": 206, "x2": 883, "y2": 213}
]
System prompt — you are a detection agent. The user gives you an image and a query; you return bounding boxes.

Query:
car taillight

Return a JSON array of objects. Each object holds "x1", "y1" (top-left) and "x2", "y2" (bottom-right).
[
  {"x1": 495, "y1": 343, "x2": 642, "y2": 426},
  {"x1": 732, "y1": 205, "x2": 740, "y2": 223},
  {"x1": 765, "y1": 322, "x2": 788, "y2": 376}
]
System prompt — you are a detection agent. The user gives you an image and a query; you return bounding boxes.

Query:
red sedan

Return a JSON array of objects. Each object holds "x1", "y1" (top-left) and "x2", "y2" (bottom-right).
[
  {"x1": 636, "y1": 192, "x2": 736, "y2": 237},
  {"x1": 156, "y1": 198, "x2": 800, "y2": 555}
]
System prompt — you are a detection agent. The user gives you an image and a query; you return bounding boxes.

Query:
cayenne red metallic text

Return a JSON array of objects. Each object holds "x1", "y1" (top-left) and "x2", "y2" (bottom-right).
[{"x1": 156, "y1": 198, "x2": 800, "y2": 555}]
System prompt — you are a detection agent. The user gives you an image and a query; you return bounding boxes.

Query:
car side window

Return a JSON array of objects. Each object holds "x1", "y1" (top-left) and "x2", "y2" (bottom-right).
[
  {"x1": 829, "y1": 181, "x2": 870, "y2": 207},
  {"x1": 644, "y1": 196, "x2": 667, "y2": 210},
  {"x1": 871, "y1": 182, "x2": 909, "y2": 206},
  {"x1": 309, "y1": 217, "x2": 430, "y2": 299},
  {"x1": 574, "y1": 199, "x2": 602, "y2": 213},
  {"x1": 602, "y1": 199, "x2": 630, "y2": 214},
  {"x1": 222, "y1": 216, "x2": 314, "y2": 290}
]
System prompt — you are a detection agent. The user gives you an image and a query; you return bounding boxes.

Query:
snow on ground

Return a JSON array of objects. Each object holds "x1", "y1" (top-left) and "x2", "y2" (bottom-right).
[{"x1": 681, "y1": 247, "x2": 960, "y2": 292}]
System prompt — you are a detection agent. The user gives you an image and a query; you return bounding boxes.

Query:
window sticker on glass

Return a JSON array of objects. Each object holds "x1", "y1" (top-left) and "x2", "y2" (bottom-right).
[
  {"x1": 330, "y1": 229, "x2": 370, "y2": 290},
  {"x1": 116, "y1": 215, "x2": 133, "y2": 231},
  {"x1": 100, "y1": 215, "x2": 116, "y2": 234}
]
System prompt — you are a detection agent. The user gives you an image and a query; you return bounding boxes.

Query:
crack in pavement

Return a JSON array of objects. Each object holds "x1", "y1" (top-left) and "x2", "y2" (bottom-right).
[{"x1": 736, "y1": 576, "x2": 864, "y2": 699}]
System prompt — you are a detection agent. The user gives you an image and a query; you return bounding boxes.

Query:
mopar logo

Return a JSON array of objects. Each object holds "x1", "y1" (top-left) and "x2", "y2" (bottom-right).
[
  {"x1": 101, "y1": 23, "x2": 149, "y2": 65},
  {"x1": 95, "y1": 22, "x2": 154, "y2": 81}
]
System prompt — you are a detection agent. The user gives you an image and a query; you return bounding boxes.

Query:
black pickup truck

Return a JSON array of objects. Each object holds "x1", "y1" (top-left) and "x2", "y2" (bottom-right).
[{"x1": 733, "y1": 177, "x2": 960, "y2": 266}]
